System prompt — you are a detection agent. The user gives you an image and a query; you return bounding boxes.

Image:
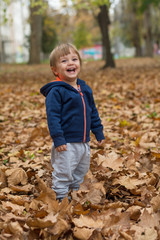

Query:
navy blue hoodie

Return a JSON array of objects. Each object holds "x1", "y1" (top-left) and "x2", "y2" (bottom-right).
[{"x1": 40, "y1": 78, "x2": 105, "y2": 148}]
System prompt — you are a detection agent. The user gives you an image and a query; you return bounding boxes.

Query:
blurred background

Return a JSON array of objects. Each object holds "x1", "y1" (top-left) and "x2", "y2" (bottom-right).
[{"x1": 0, "y1": 0, "x2": 160, "y2": 66}]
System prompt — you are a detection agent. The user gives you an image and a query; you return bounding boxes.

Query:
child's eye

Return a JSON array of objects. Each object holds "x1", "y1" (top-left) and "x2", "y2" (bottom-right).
[
  {"x1": 73, "y1": 58, "x2": 78, "y2": 61},
  {"x1": 61, "y1": 59, "x2": 67, "y2": 63}
]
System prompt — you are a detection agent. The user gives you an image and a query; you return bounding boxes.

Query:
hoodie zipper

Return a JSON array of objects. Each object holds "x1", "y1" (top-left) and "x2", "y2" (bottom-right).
[{"x1": 77, "y1": 85, "x2": 86, "y2": 142}]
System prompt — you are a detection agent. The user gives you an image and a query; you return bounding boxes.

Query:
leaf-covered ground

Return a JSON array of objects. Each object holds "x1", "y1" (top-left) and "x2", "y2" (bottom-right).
[{"x1": 0, "y1": 58, "x2": 160, "y2": 240}]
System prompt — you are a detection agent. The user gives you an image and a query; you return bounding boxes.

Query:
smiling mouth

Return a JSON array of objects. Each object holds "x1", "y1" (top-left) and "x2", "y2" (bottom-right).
[{"x1": 67, "y1": 68, "x2": 76, "y2": 72}]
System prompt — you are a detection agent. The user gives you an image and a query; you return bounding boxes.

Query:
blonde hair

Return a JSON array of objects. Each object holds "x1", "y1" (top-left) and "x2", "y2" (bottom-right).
[{"x1": 49, "y1": 43, "x2": 82, "y2": 68}]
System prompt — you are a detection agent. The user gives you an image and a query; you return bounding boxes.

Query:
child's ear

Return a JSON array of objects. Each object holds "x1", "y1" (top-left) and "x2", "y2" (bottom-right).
[{"x1": 51, "y1": 66, "x2": 58, "y2": 76}]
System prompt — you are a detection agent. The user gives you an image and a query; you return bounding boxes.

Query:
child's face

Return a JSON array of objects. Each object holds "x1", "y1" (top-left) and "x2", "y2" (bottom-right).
[{"x1": 52, "y1": 49, "x2": 81, "y2": 84}]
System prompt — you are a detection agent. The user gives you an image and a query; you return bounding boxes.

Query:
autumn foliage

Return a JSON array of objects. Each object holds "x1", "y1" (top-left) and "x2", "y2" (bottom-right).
[{"x1": 0, "y1": 58, "x2": 160, "y2": 239}]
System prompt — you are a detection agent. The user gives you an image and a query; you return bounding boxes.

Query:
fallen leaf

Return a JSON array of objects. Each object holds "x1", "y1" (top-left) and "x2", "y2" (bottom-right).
[
  {"x1": 73, "y1": 227, "x2": 93, "y2": 240},
  {"x1": 5, "y1": 168, "x2": 28, "y2": 186},
  {"x1": 72, "y1": 215, "x2": 104, "y2": 229}
]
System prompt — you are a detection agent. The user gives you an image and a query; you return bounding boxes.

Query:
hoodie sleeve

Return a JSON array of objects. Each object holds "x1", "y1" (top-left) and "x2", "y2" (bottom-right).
[
  {"x1": 90, "y1": 91, "x2": 105, "y2": 141},
  {"x1": 45, "y1": 88, "x2": 66, "y2": 148}
]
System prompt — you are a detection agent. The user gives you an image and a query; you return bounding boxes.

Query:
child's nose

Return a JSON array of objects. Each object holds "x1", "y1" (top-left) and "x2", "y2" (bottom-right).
[{"x1": 68, "y1": 59, "x2": 74, "y2": 64}]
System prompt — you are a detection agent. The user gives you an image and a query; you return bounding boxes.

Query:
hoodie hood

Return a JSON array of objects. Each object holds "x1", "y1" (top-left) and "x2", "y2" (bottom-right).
[{"x1": 40, "y1": 78, "x2": 86, "y2": 97}]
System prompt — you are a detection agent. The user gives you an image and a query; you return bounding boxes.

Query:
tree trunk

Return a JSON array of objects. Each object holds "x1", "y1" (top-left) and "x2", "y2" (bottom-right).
[
  {"x1": 144, "y1": 7, "x2": 153, "y2": 57},
  {"x1": 130, "y1": 1, "x2": 142, "y2": 57},
  {"x1": 97, "y1": 5, "x2": 115, "y2": 68},
  {"x1": 29, "y1": 1, "x2": 42, "y2": 64},
  {"x1": 134, "y1": 25, "x2": 142, "y2": 57}
]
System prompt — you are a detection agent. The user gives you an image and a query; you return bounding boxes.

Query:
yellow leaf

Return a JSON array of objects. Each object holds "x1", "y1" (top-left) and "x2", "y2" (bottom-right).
[
  {"x1": 151, "y1": 152, "x2": 160, "y2": 159},
  {"x1": 119, "y1": 120, "x2": 131, "y2": 127},
  {"x1": 135, "y1": 136, "x2": 141, "y2": 146}
]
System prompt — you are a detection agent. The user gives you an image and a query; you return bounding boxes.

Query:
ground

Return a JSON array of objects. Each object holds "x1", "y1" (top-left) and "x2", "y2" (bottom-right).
[{"x1": 0, "y1": 58, "x2": 160, "y2": 239}]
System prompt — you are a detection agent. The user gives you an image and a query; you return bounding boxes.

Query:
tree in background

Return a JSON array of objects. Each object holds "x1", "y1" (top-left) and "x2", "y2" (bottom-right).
[
  {"x1": 1, "y1": 0, "x2": 160, "y2": 63},
  {"x1": 114, "y1": 0, "x2": 143, "y2": 57},
  {"x1": 29, "y1": 0, "x2": 47, "y2": 64},
  {"x1": 97, "y1": 4, "x2": 115, "y2": 68},
  {"x1": 151, "y1": 7, "x2": 160, "y2": 55},
  {"x1": 71, "y1": 0, "x2": 115, "y2": 68},
  {"x1": 42, "y1": 13, "x2": 58, "y2": 55},
  {"x1": 72, "y1": 8, "x2": 100, "y2": 49},
  {"x1": 137, "y1": 0, "x2": 160, "y2": 57},
  {"x1": 1, "y1": 0, "x2": 48, "y2": 64},
  {"x1": 113, "y1": 0, "x2": 160, "y2": 57},
  {"x1": 73, "y1": 22, "x2": 92, "y2": 49}
]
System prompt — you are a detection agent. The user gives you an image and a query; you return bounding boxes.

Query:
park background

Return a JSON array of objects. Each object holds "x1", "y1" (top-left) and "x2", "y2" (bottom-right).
[
  {"x1": 0, "y1": 1, "x2": 160, "y2": 240},
  {"x1": 1, "y1": 0, "x2": 160, "y2": 64}
]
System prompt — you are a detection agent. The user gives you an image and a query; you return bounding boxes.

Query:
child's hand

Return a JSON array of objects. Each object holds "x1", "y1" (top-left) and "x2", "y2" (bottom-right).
[
  {"x1": 56, "y1": 144, "x2": 67, "y2": 152},
  {"x1": 97, "y1": 139, "x2": 105, "y2": 145}
]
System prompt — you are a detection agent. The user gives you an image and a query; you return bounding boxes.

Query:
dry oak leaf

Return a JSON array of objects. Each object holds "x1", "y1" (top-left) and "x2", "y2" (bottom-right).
[
  {"x1": 139, "y1": 133, "x2": 156, "y2": 149},
  {"x1": 112, "y1": 176, "x2": 146, "y2": 190},
  {"x1": 28, "y1": 199, "x2": 42, "y2": 211},
  {"x1": 0, "y1": 222, "x2": 5, "y2": 229},
  {"x1": 150, "y1": 195, "x2": 160, "y2": 212},
  {"x1": 126, "y1": 206, "x2": 141, "y2": 221},
  {"x1": 36, "y1": 176, "x2": 60, "y2": 213},
  {"x1": 0, "y1": 187, "x2": 12, "y2": 194},
  {"x1": 0, "y1": 212, "x2": 26, "y2": 223},
  {"x1": 48, "y1": 218, "x2": 71, "y2": 236},
  {"x1": 9, "y1": 184, "x2": 34, "y2": 193},
  {"x1": 72, "y1": 215, "x2": 104, "y2": 229},
  {"x1": 58, "y1": 196, "x2": 72, "y2": 217},
  {"x1": 119, "y1": 230, "x2": 133, "y2": 240},
  {"x1": 73, "y1": 203, "x2": 90, "y2": 216},
  {"x1": 72, "y1": 174, "x2": 105, "y2": 204},
  {"x1": 7, "y1": 221, "x2": 23, "y2": 236},
  {"x1": 2, "y1": 201, "x2": 25, "y2": 215},
  {"x1": 96, "y1": 151, "x2": 124, "y2": 171},
  {"x1": 26, "y1": 212, "x2": 58, "y2": 228},
  {"x1": 138, "y1": 209, "x2": 159, "y2": 228},
  {"x1": 82, "y1": 188, "x2": 104, "y2": 205},
  {"x1": 5, "y1": 168, "x2": 28, "y2": 186},
  {"x1": 9, "y1": 195, "x2": 29, "y2": 206},
  {"x1": 132, "y1": 226, "x2": 158, "y2": 240},
  {"x1": 0, "y1": 169, "x2": 7, "y2": 188},
  {"x1": 101, "y1": 211, "x2": 130, "y2": 230},
  {"x1": 73, "y1": 226, "x2": 94, "y2": 240}
]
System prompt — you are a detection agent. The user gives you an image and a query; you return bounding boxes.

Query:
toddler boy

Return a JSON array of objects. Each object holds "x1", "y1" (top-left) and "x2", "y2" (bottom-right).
[{"x1": 40, "y1": 43, "x2": 105, "y2": 201}]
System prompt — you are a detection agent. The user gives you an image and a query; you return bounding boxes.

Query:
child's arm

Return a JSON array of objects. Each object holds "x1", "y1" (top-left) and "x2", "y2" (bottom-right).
[
  {"x1": 46, "y1": 89, "x2": 67, "y2": 148},
  {"x1": 90, "y1": 92, "x2": 105, "y2": 142}
]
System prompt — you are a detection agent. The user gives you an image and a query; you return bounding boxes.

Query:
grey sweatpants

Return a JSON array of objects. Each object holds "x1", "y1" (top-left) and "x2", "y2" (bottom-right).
[{"x1": 51, "y1": 142, "x2": 90, "y2": 199}]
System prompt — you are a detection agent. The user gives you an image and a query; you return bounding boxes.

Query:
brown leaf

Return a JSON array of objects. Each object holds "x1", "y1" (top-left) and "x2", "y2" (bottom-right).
[
  {"x1": 73, "y1": 203, "x2": 90, "y2": 215},
  {"x1": 9, "y1": 195, "x2": 28, "y2": 206},
  {"x1": 0, "y1": 169, "x2": 7, "y2": 188},
  {"x1": 138, "y1": 209, "x2": 159, "y2": 228},
  {"x1": 2, "y1": 201, "x2": 25, "y2": 214},
  {"x1": 73, "y1": 227, "x2": 93, "y2": 240},
  {"x1": 150, "y1": 195, "x2": 160, "y2": 212},
  {"x1": 36, "y1": 176, "x2": 59, "y2": 213},
  {"x1": 126, "y1": 206, "x2": 141, "y2": 221},
  {"x1": 8, "y1": 221, "x2": 23, "y2": 236},
  {"x1": 10, "y1": 184, "x2": 33, "y2": 193},
  {"x1": 119, "y1": 230, "x2": 133, "y2": 240},
  {"x1": 96, "y1": 151, "x2": 124, "y2": 171},
  {"x1": 48, "y1": 218, "x2": 70, "y2": 236},
  {"x1": 26, "y1": 212, "x2": 58, "y2": 228},
  {"x1": 112, "y1": 176, "x2": 146, "y2": 190},
  {"x1": 72, "y1": 215, "x2": 104, "y2": 229},
  {"x1": 5, "y1": 168, "x2": 28, "y2": 186},
  {"x1": 133, "y1": 227, "x2": 158, "y2": 240}
]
